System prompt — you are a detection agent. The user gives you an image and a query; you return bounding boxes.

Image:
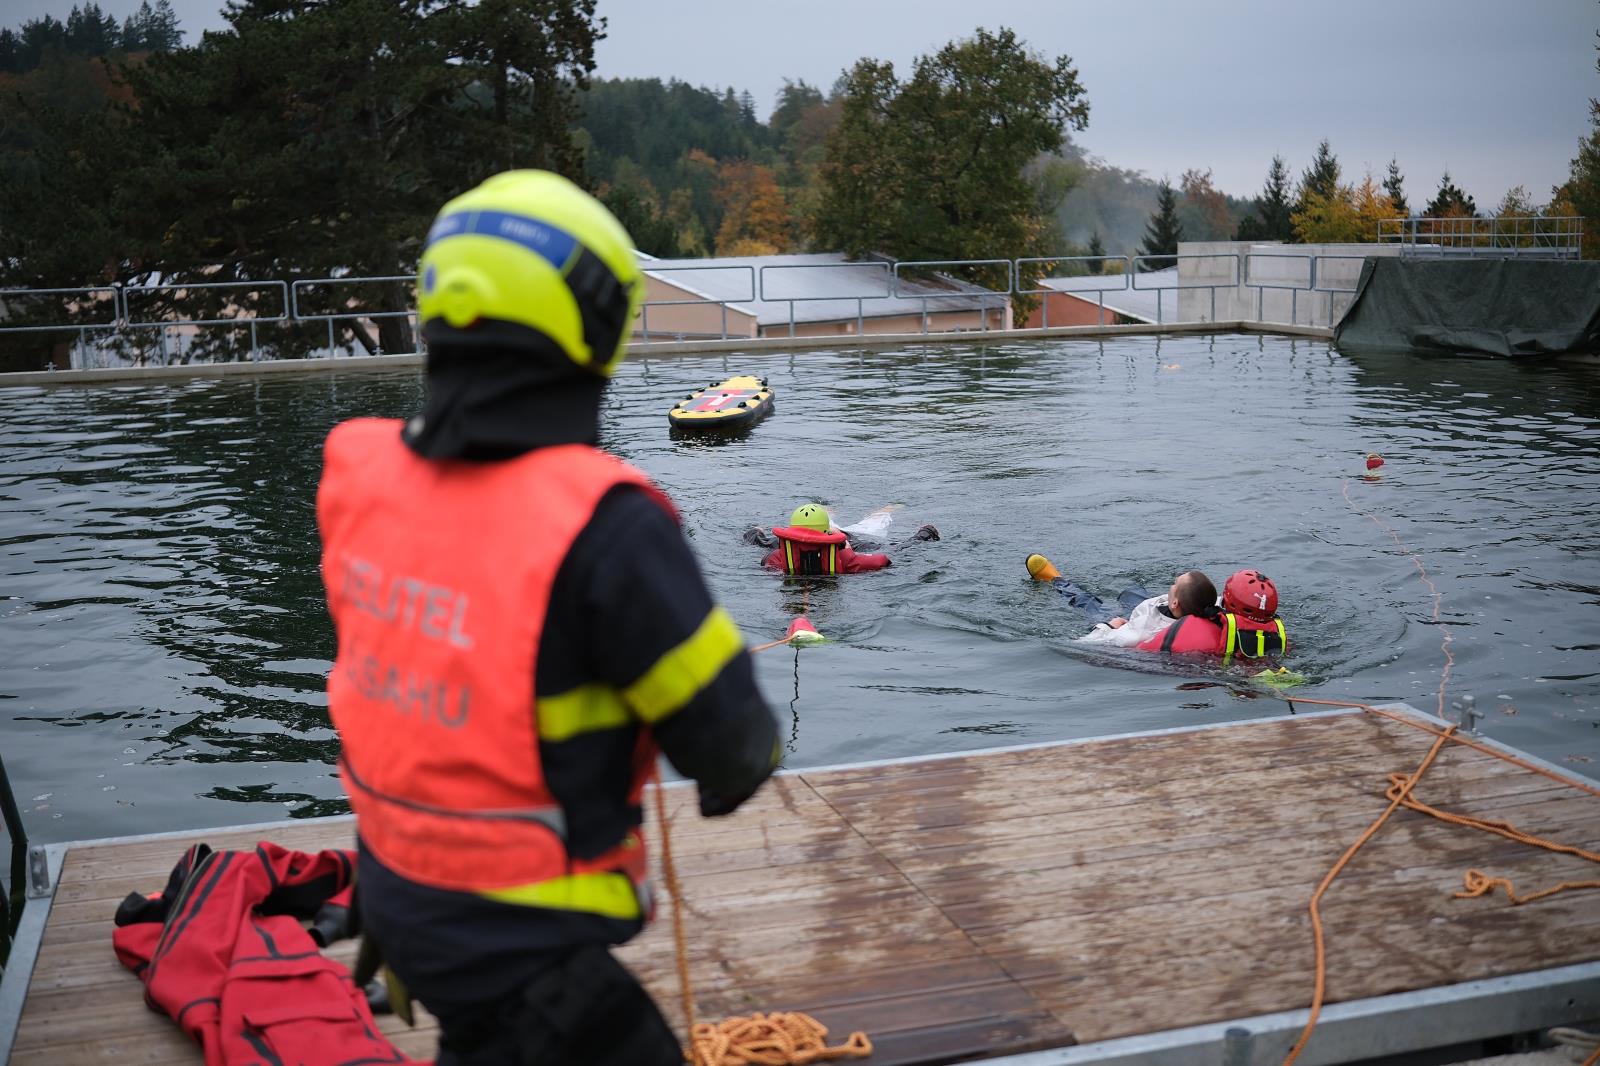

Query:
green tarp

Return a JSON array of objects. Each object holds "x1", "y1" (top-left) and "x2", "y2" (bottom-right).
[{"x1": 1333, "y1": 258, "x2": 1600, "y2": 357}]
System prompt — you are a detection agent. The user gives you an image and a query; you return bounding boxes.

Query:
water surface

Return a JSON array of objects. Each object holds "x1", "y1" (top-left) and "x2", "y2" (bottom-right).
[{"x1": 2, "y1": 335, "x2": 1597, "y2": 843}]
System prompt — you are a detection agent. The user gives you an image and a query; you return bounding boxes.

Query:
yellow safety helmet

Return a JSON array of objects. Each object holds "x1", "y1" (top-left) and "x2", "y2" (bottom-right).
[
  {"x1": 789, "y1": 504, "x2": 831, "y2": 532},
  {"x1": 417, "y1": 170, "x2": 643, "y2": 376}
]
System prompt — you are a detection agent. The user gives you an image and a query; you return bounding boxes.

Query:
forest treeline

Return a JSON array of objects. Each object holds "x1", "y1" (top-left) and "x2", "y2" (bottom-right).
[{"x1": 2, "y1": 1, "x2": 1596, "y2": 356}]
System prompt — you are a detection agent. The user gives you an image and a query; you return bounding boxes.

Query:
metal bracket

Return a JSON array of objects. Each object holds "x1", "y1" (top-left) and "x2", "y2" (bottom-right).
[{"x1": 26, "y1": 845, "x2": 50, "y2": 898}]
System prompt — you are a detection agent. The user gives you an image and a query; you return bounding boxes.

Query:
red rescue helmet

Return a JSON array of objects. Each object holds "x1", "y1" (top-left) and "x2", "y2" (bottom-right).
[{"x1": 1223, "y1": 570, "x2": 1278, "y2": 623}]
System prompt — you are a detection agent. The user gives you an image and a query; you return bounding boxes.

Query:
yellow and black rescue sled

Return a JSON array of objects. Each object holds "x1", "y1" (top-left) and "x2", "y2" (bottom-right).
[{"x1": 667, "y1": 375, "x2": 774, "y2": 432}]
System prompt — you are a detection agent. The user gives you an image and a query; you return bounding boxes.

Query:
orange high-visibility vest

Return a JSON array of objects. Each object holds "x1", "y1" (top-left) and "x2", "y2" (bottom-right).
[{"x1": 318, "y1": 418, "x2": 674, "y2": 903}]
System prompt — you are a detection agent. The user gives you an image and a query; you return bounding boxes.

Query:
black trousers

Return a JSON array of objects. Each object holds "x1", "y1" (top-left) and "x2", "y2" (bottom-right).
[{"x1": 430, "y1": 944, "x2": 682, "y2": 1066}]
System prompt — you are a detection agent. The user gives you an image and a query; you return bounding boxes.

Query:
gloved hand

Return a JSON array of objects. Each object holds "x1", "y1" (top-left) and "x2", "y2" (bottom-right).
[
  {"x1": 914, "y1": 524, "x2": 940, "y2": 542},
  {"x1": 698, "y1": 780, "x2": 762, "y2": 818},
  {"x1": 742, "y1": 526, "x2": 776, "y2": 548}
]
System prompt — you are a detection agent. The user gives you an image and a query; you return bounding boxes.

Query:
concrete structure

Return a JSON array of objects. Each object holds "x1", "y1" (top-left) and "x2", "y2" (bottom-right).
[
  {"x1": 635, "y1": 252, "x2": 1011, "y2": 341},
  {"x1": 1176, "y1": 241, "x2": 1404, "y2": 329}
]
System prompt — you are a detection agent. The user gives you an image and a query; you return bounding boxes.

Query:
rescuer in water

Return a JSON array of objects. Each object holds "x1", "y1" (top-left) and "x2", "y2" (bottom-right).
[
  {"x1": 1026, "y1": 556, "x2": 1289, "y2": 663},
  {"x1": 743, "y1": 503, "x2": 940, "y2": 575},
  {"x1": 317, "y1": 170, "x2": 779, "y2": 1066}
]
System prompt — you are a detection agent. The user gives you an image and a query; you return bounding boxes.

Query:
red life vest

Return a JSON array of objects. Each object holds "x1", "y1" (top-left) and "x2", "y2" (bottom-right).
[
  {"x1": 770, "y1": 525, "x2": 848, "y2": 575},
  {"x1": 318, "y1": 418, "x2": 674, "y2": 908},
  {"x1": 1221, "y1": 613, "x2": 1288, "y2": 664},
  {"x1": 111, "y1": 841, "x2": 413, "y2": 1066},
  {"x1": 1138, "y1": 613, "x2": 1226, "y2": 654}
]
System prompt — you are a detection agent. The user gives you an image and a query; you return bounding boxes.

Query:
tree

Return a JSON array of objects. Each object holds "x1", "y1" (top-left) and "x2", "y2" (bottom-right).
[
  {"x1": 58, "y1": 0, "x2": 606, "y2": 359},
  {"x1": 1423, "y1": 170, "x2": 1477, "y2": 218},
  {"x1": 1138, "y1": 180, "x2": 1184, "y2": 268},
  {"x1": 1235, "y1": 155, "x2": 1294, "y2": 242},
  {"x1": 813, "y1": 26, "x2": 1090, "y2": 305},
  {"x1": 713, "y1": 159, "x2": 790, "y2": 253},
  {"x1": 1297, "y1": 139, "x2": 1340, "y2": 211},
  {"x1": 1383, "y1": 158, "x2": 1409, "y2": 216},
  {"x1": 1178, "y1": 167, "x2": 1231, "y2": 240},
  {"x1": 1554, "y1": 30, "x2": 1600, "y2": 259},
  {"x1": 1086, "y1": 231, "x2": 1105, "y2": 272}
]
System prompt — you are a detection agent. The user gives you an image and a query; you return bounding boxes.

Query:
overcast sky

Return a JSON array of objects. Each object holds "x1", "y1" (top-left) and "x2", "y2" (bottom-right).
[{"x1": 12, "y1": 0, "x2": 1596, "y2": 203}]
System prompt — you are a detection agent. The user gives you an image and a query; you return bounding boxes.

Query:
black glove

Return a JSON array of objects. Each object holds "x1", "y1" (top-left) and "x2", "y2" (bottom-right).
[
  {"x1": 914, "y1": 524, "x2": 940, "y2": 542},
  {"x1": 742, "y1": 526, "x2": 776, "y2": 549}
]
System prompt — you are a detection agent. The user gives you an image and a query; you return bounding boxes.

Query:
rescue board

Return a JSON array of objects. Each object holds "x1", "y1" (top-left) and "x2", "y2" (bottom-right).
[{"x1": 668, "y1": 375, "x2": 774, "y2": 432}]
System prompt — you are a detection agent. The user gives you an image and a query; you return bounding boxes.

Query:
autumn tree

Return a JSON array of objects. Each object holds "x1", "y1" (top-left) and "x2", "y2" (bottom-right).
[
  {"x1": 1178, "y1": 168, "x2": 1231, "y2": 240},
  {"x1": 714, "y1": 160, "x2": 791, "y2": 254},
  {"x1": 1552, "y1": 30, "x2": 1600, "y2": 259},
  {"x1": 1290, "y1": 172, "x2": 1401, "y2": 243},
  {"x1": 1235, "y1": 155, "x2": 1294, "y2": 242},
  {"x1": 1139, "y1": 180, "x2": 1184, "y2": 268},
  {"x1": 813, "y1": 26, "x2": 1090, "y2": 300}
]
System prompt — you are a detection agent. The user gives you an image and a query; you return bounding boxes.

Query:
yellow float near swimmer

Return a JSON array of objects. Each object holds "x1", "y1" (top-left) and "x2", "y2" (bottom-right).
[{"x1": 668, "y1": 375, "x2": 774, "y2": 432}]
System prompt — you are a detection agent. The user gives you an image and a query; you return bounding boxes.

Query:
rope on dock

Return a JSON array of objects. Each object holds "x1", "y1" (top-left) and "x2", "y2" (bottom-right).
[
  {"x1": 650, "y1": 770, "x2": 873, "y2": 1066},
  {"x1": 1276, "y1": 698, "x2": 1600, "y2": 1066}
]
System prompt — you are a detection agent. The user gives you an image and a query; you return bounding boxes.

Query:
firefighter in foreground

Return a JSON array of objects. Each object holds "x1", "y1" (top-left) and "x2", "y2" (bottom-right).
[{"x1": 317, "y1": 170, "x2": 780, "y2": 1066}]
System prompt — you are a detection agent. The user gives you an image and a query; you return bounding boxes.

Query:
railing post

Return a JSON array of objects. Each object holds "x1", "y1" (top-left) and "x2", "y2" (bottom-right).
[{"x1": 327, "y1": 318, "x2": 335, "y2": 357}]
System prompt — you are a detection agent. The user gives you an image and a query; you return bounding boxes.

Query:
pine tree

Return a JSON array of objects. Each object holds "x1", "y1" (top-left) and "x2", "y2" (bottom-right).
[
  {"x1": 1236, "y1": 155, "x2": 1293, "y2": 242},
  {"x1": 1297, "y1": 139, "x2": 1340, "y2": 213},
  {"x1": 1384, "y1": 158, "x2": 1409, "y2": 216},
  {"x1": 1424, "y1": 170, "x2": 1477, "y2": 217},
  {"x1": 1086, "y1": 231, "x2": 1105, "y2": 273},
  {"x1": 1139, "y1": 180, "x2": 1184, "y2": 269}
]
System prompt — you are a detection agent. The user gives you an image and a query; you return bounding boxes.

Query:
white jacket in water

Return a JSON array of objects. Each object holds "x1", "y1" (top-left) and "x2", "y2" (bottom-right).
[{"x1": 1075, "y1": 594, "x2": 1175, "y2": 648}]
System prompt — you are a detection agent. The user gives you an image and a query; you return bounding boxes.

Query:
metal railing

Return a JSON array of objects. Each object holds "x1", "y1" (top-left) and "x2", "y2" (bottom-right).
[
  {"x1": 291, "y1": 276, "x2": 418, "y2": 358},
  {"x1": 1131, "y1": 253, "x2": 1241, "y2": 324},
  {"x1": 1376, "y1": 216, "x2": 1583, "y2": 257},
  {"x1": 1015, "y1": 256, "x2": 1131, "y2": 327},
  {"x1": 761, "y1": 261, "x2": 892, "y2": 338},
  {"x1": 892, "y1": 259, "x2": 1011, "y2": 334},
  {"x1": 0, "y1": 753, "x2": 26, "y2": 970},
  {"x1": 638, "y1": 264, "x2": 756, "y2": 342},
  {"x1": 2, "y1": 240, "x2": 1585, "y2": 369},
  {"x1": 123, "y1": 280, "x2": 291, "y2": 364}
]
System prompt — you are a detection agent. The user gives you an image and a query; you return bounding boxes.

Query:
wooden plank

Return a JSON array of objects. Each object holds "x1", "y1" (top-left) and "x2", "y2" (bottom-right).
[{"x1": 12, "y1": 710, "x2": 1597, "y2": 1066}]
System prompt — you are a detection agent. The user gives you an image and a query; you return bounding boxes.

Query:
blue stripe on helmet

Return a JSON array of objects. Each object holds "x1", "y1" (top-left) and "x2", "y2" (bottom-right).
[{"x1": 425, "y1": 209, "x2": 580, "y2": 273}]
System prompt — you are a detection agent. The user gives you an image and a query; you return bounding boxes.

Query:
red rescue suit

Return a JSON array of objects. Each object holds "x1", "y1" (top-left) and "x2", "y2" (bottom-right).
[
  {"x1": 762, "y1": 526, "x2": 889, "y2": 575},
  {"x1": 1138, "y1": 612, "x2": 1226, "y2": 654},
  {"x1": 111, "y1": 841, "x2": 414, "y2": 1066},
  {"x1": 1136, "y1": 611, "x2": 1289, "y2": 661},
  {"x1": 318, "y1": 418, "x2": 672, "y2": 909}
]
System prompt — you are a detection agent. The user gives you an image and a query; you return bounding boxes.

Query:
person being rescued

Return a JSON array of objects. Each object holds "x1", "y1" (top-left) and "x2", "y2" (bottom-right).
[
  {"x1": 746, "y1": 503, "x2": 938, "y2": 576},
  {"x1": 1026, "y1": 554, "x2": 1288, "y2": 664}
]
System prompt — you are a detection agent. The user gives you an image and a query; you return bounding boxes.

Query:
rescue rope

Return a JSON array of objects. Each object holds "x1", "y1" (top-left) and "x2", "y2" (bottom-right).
[
  {"x1": 1280, "y1": 725, "x2": 1455, "y2": 1066},
  {"x1": 1340, "y1": 477, "x2": 1455, "y2": 718},
  {"x1": 1275, "y1": 701, "x2": 1600, "y2": 1066},
  {"x1": 649, "y1": 771, "x2": 872, "y2": 1066}
]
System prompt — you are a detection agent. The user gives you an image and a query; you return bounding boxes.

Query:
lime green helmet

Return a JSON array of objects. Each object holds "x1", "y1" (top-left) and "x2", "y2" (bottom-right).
[
  {"x1": 417, "y1": 170, "x2": 643, "y2": 376},
  {"x1": 789, "y1": 504, "x2": 831, "y2": 531}
]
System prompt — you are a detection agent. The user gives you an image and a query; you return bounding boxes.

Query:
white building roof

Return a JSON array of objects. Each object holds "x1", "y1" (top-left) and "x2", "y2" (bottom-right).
[{"x1": 642, "y1": 252, "x2": 1007, "y2": 327}]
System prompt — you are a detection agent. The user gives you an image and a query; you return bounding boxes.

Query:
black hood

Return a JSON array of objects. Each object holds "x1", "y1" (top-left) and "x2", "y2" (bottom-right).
[{"x1": 403, "y1": 327, "x2": 607, "y2": 461}]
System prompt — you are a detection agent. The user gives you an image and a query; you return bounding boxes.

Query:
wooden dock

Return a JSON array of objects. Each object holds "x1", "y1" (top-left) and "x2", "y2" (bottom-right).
[{"x1": 4, "y1": 706, "x2": 1598, "y2": 1065}]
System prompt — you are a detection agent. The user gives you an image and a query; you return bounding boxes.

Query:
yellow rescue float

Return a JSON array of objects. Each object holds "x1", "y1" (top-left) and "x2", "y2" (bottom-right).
[{"x1": 668, "y1": 375, "x2": 774, "y2": 432}]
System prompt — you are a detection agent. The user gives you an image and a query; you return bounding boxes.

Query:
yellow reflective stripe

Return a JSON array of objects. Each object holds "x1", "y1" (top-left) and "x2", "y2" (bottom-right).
[
  {"x1": 827, "y1": 544, "x2": 838, "y2": 573},
  {"x1": 624, "y1": 606, "x2": 744, "y2": 723},
  {"x1": 1223, "y1": 613, "x2": 1237, "y2": 666},
  {"x1": 1275, "y1": 619, "x2": 1287, "y2": 653},
  {"x1": 538, "y1": 683, "x2": 630, "y2": 743},
  {"x1": 783, "y1": 542, "x2": 796, "y2": 573},
  {"x1": 478, "y1": 871, "x2": 642, "y2": 920}
]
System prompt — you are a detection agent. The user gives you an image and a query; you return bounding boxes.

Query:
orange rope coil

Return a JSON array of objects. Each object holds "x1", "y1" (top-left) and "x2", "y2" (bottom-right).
[
  {"x1": 688, "y1": 1013, "x2": 872, "y2": 1066},
  {"x1": 650, "y1": 773, "x2": 872, "y2": 1066}
]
